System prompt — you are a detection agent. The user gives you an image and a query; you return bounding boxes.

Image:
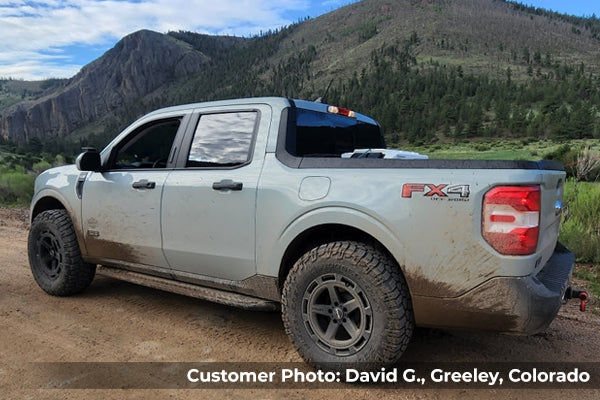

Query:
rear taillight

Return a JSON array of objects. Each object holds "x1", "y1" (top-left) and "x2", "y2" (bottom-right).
[{"x1": 482, "y1": 185, "x2": 541, "y2": 255}]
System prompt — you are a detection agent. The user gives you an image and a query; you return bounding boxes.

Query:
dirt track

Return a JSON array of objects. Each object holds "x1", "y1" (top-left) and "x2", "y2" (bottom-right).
[{"x1": 1, "y1": 207, "x2": 599, "y2": 399}]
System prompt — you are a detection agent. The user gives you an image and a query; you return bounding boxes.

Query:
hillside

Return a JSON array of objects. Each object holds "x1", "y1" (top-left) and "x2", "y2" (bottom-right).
[
  {"x1": 0, "y1": 79, "x2": 66, "y2": 111},
  {"x1": 1, "y1": 0, "x2": 599, "y2": 148},
  {"x1": 285, "y1": 0, "x2": 600, "y2": 83}
]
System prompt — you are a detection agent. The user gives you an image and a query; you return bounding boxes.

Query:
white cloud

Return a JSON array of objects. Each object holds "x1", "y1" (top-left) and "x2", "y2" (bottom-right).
[{"x1": 0, "y1": 0, "x2": 310, "y2": 80}]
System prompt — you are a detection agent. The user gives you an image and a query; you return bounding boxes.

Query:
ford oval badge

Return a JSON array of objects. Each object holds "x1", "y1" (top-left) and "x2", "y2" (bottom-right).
[{"x1": 555, "y1": 200, "x2": 563, "y2": 216}]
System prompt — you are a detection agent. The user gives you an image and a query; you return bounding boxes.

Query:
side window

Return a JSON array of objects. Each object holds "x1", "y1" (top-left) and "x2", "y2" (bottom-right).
[
  {"x1": 111, "y1": 118, "x2": 181, "y2": 169},
  {"x1": 187, "y1": 112, "x2": 257, "y2": 168}
]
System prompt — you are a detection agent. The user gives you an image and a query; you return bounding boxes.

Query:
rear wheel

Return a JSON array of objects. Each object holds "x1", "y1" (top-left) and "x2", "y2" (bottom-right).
[
  {"x1": 282, "y1": 241, "x2": 413, "y2": 371},
  {"x1": 28, "y1": 209, "x2": 96, "y2": 296}
]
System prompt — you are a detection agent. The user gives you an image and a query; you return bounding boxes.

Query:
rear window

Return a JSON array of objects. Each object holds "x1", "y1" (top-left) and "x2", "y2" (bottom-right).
[{"x1": 290, "y1": 108, "x2": 384, "y2": 157}]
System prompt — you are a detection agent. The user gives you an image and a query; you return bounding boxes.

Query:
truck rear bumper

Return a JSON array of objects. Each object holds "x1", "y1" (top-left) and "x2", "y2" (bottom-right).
[{"x1": 412, "y1": 243, "x2": 575, "y2": 335}]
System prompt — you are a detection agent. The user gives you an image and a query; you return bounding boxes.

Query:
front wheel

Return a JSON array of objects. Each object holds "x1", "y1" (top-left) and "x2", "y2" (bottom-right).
[
  {"x1": 28, "y1": 209, "x2": 96, "y2": 296},
  {"x1": 282, "y1": 241, "x2": 413, "y2": 371}
]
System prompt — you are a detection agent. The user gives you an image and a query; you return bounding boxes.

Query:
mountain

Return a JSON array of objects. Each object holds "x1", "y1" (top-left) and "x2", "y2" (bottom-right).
[
  {"x1": 290, "y1": 0, "x2": 600, "y2": 80},
  {"x1": 1, "y1": 0, "x2": 599, "y2": 146},
  {"x1": 0, "y1": 30, "x2": 212, "y2": 143}
]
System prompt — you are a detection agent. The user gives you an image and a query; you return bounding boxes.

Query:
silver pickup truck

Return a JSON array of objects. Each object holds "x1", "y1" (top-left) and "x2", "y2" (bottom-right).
[{"x1": 28, "y1": 97, "x2": 584, "y2": 369}]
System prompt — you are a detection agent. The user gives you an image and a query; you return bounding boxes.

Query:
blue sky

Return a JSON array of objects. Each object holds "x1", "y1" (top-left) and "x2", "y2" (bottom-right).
[
  {"x1": 0, "y1": 0, "x2": 598, "y2": 81},
  {"x1": 524, "y1": 1, "x2": 599, "y2": 18}
]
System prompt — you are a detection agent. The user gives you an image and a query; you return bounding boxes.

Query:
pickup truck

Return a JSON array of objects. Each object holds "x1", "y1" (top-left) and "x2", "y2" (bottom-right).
[{"x1": 28, "y1": 97, "x2": 583, "y2": 369}]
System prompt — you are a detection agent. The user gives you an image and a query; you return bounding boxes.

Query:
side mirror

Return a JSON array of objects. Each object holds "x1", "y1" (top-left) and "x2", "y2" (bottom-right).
[{"x1": 76, "y1": 148, "x2": 102, "y2": 172}]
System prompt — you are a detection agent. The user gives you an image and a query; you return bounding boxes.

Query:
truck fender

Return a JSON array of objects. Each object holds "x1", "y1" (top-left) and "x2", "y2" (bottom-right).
[
  {"x1": 267, "y1": 206, "x2": 409, "y2": 289},
  {"x1": 30, "y1": 189, "x2": 86, "y2": 256}
]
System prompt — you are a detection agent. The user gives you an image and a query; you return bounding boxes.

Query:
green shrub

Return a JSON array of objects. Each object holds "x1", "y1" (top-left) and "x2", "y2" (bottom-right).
[
  {"x1": 32, "y1": 160, "x2": 52, "y2": 175},
  {"x1": 0, "y1": 171, "x2": 35, "y2": 204},
  {"x1": 559, "y1": 181, "x2": 600, "y2": 263}
]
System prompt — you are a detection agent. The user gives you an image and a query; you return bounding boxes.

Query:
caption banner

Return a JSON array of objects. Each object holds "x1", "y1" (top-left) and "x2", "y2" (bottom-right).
[{"x1": 29, "y1": 362, "x2": 600, "y2": 389}]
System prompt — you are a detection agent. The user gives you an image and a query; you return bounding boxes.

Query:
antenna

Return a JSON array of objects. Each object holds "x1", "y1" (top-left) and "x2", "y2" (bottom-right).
[{"x1": 315, "y1": 79, "x2": 334, "y2": 103}]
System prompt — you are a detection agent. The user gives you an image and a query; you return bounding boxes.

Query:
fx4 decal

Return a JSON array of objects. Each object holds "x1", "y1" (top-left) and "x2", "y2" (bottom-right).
[{"x1": 402, "y1": 183, "x2": 471, "y2": 199}]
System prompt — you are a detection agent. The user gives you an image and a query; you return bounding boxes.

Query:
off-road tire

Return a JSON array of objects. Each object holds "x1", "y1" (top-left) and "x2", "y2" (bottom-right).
[
  {"x1": 282, "y1": 241, "x2": 413, "y2": 371},
  {"x1": 28, "y1": 209, "x2": 96, "y2": 296}
]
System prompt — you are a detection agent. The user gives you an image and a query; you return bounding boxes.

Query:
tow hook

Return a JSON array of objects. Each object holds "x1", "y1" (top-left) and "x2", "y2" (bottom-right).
[{"x1": 565, "y1": 287, "x2": 589, "y2": 312}]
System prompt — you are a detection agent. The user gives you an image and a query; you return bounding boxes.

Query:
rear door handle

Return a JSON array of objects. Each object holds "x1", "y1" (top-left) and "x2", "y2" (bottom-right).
[
  {"x1": 132, "y1": 179, "x2": 156, "y2": 189},
  {"x1": 212, "y1": 179, "x2": 243, "y2": 191}
]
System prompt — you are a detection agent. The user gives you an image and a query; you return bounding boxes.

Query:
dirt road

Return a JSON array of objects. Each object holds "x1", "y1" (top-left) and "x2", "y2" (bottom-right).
[{"x1": 1, "y1": 208, "x2": 599, "y2": 399}]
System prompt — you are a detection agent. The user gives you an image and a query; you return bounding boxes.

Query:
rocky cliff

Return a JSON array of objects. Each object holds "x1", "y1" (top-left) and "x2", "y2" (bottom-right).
[{"x1": 0, "y1": 30, "x2": 210, "y2": 143}]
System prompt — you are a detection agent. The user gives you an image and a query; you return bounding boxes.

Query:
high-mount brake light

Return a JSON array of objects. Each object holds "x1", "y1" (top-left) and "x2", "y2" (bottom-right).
[
  {"x1": 328, "y1": 105, "x2": 356, "y2": 118},
  {"x1": 482, "y1": 185, "x2": 541, "y2": 255}
]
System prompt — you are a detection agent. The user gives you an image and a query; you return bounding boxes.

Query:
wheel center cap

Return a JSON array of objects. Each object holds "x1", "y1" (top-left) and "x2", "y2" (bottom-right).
[{"x1": 333, "y1": 307, "x2": 344, "y2": 320}]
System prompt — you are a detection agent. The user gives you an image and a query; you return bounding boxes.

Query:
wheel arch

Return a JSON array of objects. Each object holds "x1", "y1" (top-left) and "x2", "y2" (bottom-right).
[
  {"x1": 29, "y1": 192, "x2": 87, "y2": 257},
  {"x1": 30, "y1": 195, "x2": 67, "y2": 223},
  {"x1": 277, "y1": 221, "x2": 410, "y2": 297}
]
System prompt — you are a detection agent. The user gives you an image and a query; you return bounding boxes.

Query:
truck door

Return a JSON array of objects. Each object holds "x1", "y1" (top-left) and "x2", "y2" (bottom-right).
[
  {"x1": 161, "y1": 105, "x2": 270, "y2": 281},
  {"x1": 81, "y1": 116, "x2": 185, "y2": 272}
]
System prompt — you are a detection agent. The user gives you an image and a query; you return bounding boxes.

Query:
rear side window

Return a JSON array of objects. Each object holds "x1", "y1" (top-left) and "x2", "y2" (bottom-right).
[
  {"x1": 187, "y1": 112, "x2": 257, "y2": 168},
  {"x1": 292, "y1": 108, "x2": 384, "y2": 157}
]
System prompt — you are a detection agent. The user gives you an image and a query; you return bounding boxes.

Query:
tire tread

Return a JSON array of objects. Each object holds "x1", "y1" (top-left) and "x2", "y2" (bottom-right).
[
  {"x1": 282, "y1": 241, "x2": 413, "y2": 369},
  {"x1": 28, "y1": 209, "x2": 95, "y2": 296}
]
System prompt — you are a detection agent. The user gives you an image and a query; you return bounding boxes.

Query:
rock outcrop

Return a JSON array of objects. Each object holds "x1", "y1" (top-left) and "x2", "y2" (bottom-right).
[{"x1": 1, "y1": 30, "x2": 209, "y2": 143}]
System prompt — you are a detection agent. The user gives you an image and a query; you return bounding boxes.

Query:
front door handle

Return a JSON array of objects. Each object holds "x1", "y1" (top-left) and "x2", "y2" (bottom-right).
[
  {"x1": 212, "y1": 179, "x2": 243, "y2": 191},
  {"x1": 132, "y1": 179, "x2": 156, "y2": 189}
]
